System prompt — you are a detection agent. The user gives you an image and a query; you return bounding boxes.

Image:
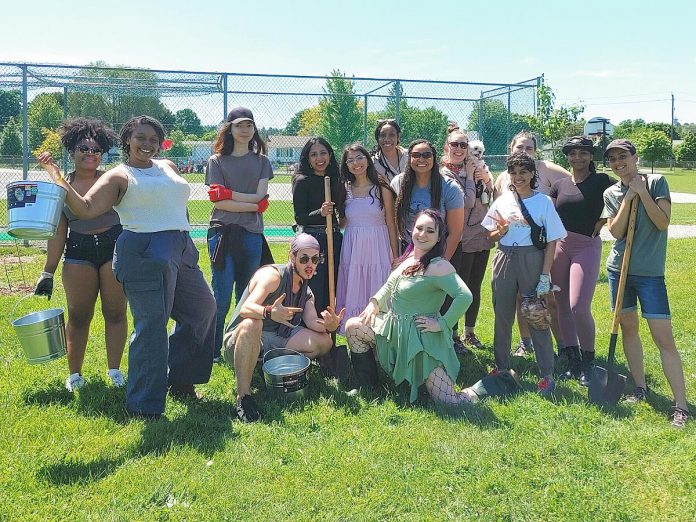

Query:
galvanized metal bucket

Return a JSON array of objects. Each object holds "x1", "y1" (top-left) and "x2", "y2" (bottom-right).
[
  {"x1": 11, "y1": 294, "x2": 67, "y2": 364},
  {"x1": 7, "y1": 180, "x2": 67, "y2": 239},
  {"x1": 262, "y1": 348, "x2": 311, "y2": 401}
]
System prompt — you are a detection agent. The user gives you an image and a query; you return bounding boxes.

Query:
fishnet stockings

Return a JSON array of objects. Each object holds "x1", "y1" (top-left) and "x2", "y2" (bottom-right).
[
  {"x1": 426, "y1": 367, "x2": 475, "y2": 405},
  {"x1": 346, "y1": 322, "x2": 376, "y2": 354}
]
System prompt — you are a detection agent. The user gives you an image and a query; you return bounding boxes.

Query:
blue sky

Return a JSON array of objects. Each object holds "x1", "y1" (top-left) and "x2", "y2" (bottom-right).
[{"x1": 3, "y1": 0, "x2": 695, "y2": 126}]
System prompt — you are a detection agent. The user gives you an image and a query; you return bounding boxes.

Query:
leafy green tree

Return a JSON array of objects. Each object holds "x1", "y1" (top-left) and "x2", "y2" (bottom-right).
[
  {"x1": 175, "y1": 108, "x2": 202, "y2": 135},
  {"x1": 162, "y1": 129, "x2": 191, "y2": 160},
  {"x1": 283, "y1": 110, "x2": 306, "y2": 135},
  {"x1": 299, "y1": 106, "x2": 322, "y2": 136},
  {"x1": 317, "y1": 70, "x2": 362, "y2": 152},
  {"x1": 27, "y1": 93, "x2": 63, "y2": 150},
  {"x1": 0, "y1": 90, "x2": 21, "y2": 130},
  {"x1": 674, "y1": 131, "x2": 696, "y2": 163},
  {"x1": 467, "y1": 99, "x2": 528, "y2": 155},
  {"x1": 400, "y1": 106, "x2": 450, "y2": 154},
  {"x1": 634, "y1": 128, "x2": 672, "y2": 172},
  {"x1": 647, "y1": 121, "x2": 679, "y2": 140},
  {"x1": 67, "y1": 92, "x2": 113, "y2": 124},
  {"x1": 0, "y1": 116, "x2": 22, "y2": 156},
  {"x1": 612, "y1": 119, "x2": 646, "y2": 139},
  {"x1": 32, "y1": 128, "x2": 63, "y2": 160}
]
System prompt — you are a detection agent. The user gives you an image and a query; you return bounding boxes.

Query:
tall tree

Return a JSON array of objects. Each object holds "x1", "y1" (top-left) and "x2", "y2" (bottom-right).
[
  {"x1": 175, "y1": 108, "x2": 202, "y2": 135},
  {"x1": 674, "y1": 131, "x2": 696, "y2": 163},
  {"x1": 0, "y1": 90, "x2": 21, "y2": 130},
  {"x1": 467, "y1": 99, "x2": 528, "y2": 155},
  {"x1": 317, "y1": 70, "x2": 362, "y2": 152},
  {"x1": 634, "y1": 128, "x2": 672, "y2": 173},
  {"x1": 0, "y1": 116, "x2": 22, "y2": 156},
  {"x1": 27, "y1": 93, "x2": 63, "y2": 150}
]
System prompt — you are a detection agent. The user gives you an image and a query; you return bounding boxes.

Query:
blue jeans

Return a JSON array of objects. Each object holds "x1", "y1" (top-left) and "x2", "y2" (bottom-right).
[
  {"x1": 607, "y1": 270, "x2": 671, "y2": 319},
  {"x1": 208, "y1": 228, "x2": 263, "y2": 357},
  {"x1": 113, "y1": 230, "x2": 216, "y2": 415}
]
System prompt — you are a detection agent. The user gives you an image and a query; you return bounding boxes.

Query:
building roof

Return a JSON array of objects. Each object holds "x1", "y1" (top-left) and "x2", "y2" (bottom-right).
[{"x1": 268, "y1": 135, "x2": 308, "y2": 148}]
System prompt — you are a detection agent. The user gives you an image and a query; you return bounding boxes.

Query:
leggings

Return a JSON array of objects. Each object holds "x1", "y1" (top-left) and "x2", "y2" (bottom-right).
[
  {"x1": 550, "y1": 231, "x2": 602, "y2": 352},
  {"x1": 459, "y1": 249, "x2": 491, "y2": 328}
]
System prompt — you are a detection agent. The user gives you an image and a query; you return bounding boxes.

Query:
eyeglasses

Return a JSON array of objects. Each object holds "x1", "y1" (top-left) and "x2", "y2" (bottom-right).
[
  {"x1": 345, "y1": 155, "x2": 366, "y2": 165},
  {"x1": 378, "y1": 118, "x2": 397, "y2": 124},
  {"x1": 298, "y1": 254, "x2": 325, "y2": 265},
  {"x1": 448, "y1": 142, "x2": 468, "y2": 149},
  {"x1": 76, "y1": 145, "x2": 102, "y2": 154},
  {"x1": 410, "y1": 151, "x2": 433, "y2": 160}
]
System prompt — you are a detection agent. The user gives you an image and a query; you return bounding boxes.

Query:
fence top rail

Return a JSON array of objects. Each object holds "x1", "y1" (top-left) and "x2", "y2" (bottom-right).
[{"x1": 0, "y1": 62, "x2": 542, "y2": 93}]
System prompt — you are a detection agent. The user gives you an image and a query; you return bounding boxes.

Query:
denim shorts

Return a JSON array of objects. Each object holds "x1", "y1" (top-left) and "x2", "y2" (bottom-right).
[
  {"x1": 607, "y1": 270, "x2": 671, "y2": 319},
  {"x1": 64, "y1": 224, "x2": 123, "y2": 269}
]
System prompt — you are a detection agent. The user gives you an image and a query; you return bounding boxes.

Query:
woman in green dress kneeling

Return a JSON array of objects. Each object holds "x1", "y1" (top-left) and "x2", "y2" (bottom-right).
[{"x1": 345, "y1": 208, "x2": 476, "y2": 404}]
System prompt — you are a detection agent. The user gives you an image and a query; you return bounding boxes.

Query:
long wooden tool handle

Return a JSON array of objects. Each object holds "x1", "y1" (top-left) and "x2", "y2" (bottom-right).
[
  {"x1": 610, "y1": 197, "x2": 639, "y2": 336},
  {"x1": 324, "y1": 175, "x2": 335, "y2": 309}
]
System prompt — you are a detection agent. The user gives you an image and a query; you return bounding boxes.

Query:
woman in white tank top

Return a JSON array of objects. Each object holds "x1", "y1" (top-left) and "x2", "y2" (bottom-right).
[{"x1": 39, "y1": 115, "x2": 216, "y2": 419}]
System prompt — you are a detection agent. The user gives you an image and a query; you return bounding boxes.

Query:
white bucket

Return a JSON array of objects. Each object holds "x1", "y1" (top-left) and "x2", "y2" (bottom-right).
[{"x1": 7, "y1": 181, "x2": 67, "y2": 239}]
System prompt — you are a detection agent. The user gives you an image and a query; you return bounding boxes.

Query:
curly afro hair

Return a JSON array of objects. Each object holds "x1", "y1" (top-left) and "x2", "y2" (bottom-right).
[{"x1": 59, "y1": 117, "x2": 117, "y2": 154}]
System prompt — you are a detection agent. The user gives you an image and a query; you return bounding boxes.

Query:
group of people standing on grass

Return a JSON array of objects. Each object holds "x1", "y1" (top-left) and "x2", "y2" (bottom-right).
[{"x1": 33, "y1": 107, "x2": 689, "y2": 428}]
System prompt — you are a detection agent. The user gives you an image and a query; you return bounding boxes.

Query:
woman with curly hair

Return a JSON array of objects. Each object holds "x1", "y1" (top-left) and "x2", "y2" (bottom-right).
[
  {"x1": 34, "y1": 117, "x2": 127, "y2": 392},
  {"x1": 390, "y1": 139, "x2": 464, "y2": 259},
  {"x1": 38, "y1": 115, "x2": 216, "y2": 419}
]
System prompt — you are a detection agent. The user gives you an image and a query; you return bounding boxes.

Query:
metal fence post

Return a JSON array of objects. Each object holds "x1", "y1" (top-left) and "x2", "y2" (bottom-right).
[
  {"x1": 394, "y1": 80, "x2": 401, "y2": 123},
  {"x1": 363, "y1": 94, "x2": 368, "y2": 145},
  {"x1": 222, "y1": 73, "x2": 228, "y2": 121},
  {"x1": 478, "y1": 91, "x2": 484, "y2": 139},
  {"x1": 21, "y1": 65, "x2": 28, "y2": 181},
  {"x1": 62, "y1": 86, "x2": 68, "y2": 174},
  {"x1": 507, "y1": 86, "x2": 511, "y2": 147}
]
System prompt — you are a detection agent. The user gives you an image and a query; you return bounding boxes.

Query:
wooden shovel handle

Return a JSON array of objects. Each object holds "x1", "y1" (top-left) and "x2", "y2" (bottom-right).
[
  {"x1": 610, "y1": 197, "x2": 639, "y2": 335},
  {"x1": 324, "y1": 176, "x2": 335, "y2": 309}
]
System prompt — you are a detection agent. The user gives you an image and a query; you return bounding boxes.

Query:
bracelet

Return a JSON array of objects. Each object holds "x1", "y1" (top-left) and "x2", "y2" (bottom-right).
[
  {"x1": 264, "y1": 305, "x2": 273, "y2": 320},
  {"x1": 40, "y1": 271, "x2": 54, "y2": 279}
]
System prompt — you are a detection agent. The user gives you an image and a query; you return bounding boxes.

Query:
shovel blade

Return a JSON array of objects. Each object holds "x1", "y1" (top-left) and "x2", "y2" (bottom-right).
[{"x1": 588, "y1": 365, "x2": 627, "y2": 405}]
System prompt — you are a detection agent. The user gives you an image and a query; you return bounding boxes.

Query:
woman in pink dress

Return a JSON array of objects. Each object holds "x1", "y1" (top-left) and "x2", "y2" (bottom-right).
[{"x1": 336, "y1": 144, "x2": 398, "y2": 333}]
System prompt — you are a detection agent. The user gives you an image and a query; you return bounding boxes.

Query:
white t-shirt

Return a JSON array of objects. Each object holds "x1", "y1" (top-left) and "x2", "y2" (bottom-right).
[{"x1": 482, "y1": 191, "x2": 566, "y2": 247}]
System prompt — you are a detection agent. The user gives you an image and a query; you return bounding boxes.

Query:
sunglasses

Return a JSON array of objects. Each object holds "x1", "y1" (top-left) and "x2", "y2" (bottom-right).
[
  {"x1": 76, "y1": 145, "x2": 102, "y2": 154},
  {"x1": 298, "y1": 254, "x2": 325, "y2": 265},
  {"x1": 410, "y1": 151, "x2": 433, "y2": 160},
  {"x1": 448, "y1": 142, "x2": 469, "y2": 149},
  {"x1": 345, "y1": 154, "x2": 366, "y2": 165},
  {"x1": 378, "y1": 118, "x2": 397, "y2": 124}
]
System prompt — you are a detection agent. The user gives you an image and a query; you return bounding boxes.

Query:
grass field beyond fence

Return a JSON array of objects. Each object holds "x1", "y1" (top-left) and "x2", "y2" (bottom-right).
[{"x1": 0, "y1": 237, "x2": 694, "y2": 520}]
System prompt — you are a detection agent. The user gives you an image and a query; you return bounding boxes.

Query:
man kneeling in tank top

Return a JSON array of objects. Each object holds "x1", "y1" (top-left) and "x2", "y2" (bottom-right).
[{"x1": 222, "y1": 233, "x2": 345, "y2": 422}]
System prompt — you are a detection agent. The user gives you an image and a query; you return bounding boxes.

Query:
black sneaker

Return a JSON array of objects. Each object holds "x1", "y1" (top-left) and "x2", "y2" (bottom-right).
[
  {"x1": 453, "y1": 337, "x2": 469, "y2": 355},
  {"x1": 623, "y1": 386, "x2": 648, "y2": 404},
  {"x1": 236, "y1": 395, "x2": 261, "y2": 423},
  {"x1": 671, "y1": 407, "x2": 689, "y2": 429}
]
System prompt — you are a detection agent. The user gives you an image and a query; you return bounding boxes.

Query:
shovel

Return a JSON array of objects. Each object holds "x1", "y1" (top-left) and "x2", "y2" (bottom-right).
[{"x1": 589, "y1": 197, "x2": 639, "y2": 405}]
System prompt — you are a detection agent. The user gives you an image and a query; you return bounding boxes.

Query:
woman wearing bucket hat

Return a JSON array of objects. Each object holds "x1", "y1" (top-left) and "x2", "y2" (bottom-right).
[
  {"x1": 38, "y1": 115, "x2": 216, "y2": 419},
  {"x1": 345, "y1": 209, "x2": 476, "y2": 405},
  {"x1": 35, "y1": 117, "x2": 127, "y2": 392},
  {"x1": 549, "y1": 136, "x2": 615, "y2": 385},
  {"x1": 493, "y1": 131, "x2": 570, "y2": 358},
  {"x1": 206, "y1": 107, "x2": 273, "y2": 362}
]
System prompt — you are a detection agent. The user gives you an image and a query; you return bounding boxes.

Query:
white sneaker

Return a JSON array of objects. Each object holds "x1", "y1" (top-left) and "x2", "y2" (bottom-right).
[
  {"x1": 65, "y1": 373, "x2": 85, "y2": 392},
  {"x1": 107, "y1": 368, "x2": 126, "y2": 387}
]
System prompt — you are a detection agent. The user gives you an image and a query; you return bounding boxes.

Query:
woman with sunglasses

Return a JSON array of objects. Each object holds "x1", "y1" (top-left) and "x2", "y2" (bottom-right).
[
  {"x1": 39, "y1": 115, "x2": 216, "y2": 419},
  {"x1": 335, "y1": 144, "x2": 398, "y2": 333},
  {"x1": 345, "y1": 209, "x2": 476, "y2": 404},
  {"x1": 493, "y1": 131, "x2": 570, "y2": 357},
  {"x1": 391, "y1": 140, "x2": 465, "y2": 260},
  {"x1": 206, "y1": 107, "x2": 272, "y2": 362},
  {"x1": 34, "y1": 117, "x2": 127, "y2": 392},
  {"x1": 549, "y1": 136, "x2": 615, "y2": 385},
  {"x1": 372, "y1": 119, "x2": 408, "y2": 181},
  {"x1": 440, "y1": 124, "x2": 494, "y2": 353},
  {"x1": 291, "y1": 137, "x2": 346, "y2": 317}
]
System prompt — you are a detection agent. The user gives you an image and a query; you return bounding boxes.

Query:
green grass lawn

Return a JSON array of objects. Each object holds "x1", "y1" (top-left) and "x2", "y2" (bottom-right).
[
  {"x1": 187, "y1": 200, "x2": 294, "y2": 227},
  {"x1": 595, "y1": 166, "x2": 696, "y2": 194},
  {"x1": 0, "y1": 239, "x2": 694, "y2": 520}
]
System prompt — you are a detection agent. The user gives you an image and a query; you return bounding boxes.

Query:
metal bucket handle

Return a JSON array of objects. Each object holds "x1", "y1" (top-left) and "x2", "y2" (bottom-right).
[
  {"x1": 11, "y1": 293, "x2": 51, "y2": 324},
  {"x1": 262, "y1": 347, "x2": 305, "y2": 365}
]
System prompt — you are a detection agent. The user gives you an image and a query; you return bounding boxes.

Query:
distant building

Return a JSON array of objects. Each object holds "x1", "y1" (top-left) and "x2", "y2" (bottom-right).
[
  {"x1": 267, "y1": 135, "x2": 307, "y2": 166},
  {"x1": 185, "y1": 141, "x2": 214, "y2": 163}
]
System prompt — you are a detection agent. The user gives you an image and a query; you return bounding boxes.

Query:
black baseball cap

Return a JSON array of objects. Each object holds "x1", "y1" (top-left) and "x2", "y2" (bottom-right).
[
  {"x1": 603, "y1": 139, "x2": 637, "y2": 158},
  {"x1": 562, "y1": 135, "x2": 595, "y2": 155},
  {"x1": 226, "y1": 107, "x2": 255, "y2": 124}
]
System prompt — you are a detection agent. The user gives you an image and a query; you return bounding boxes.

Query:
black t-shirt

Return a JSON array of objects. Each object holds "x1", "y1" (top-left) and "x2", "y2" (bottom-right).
[
  {"x1": 292, "y1": 173, "x2": 341, "y2": 226},
  {"x1": 550, "y1": 172, "x2": 615, "y2": 237}
]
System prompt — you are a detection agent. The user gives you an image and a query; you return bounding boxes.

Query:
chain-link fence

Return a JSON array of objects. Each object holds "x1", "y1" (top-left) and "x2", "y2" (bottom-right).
[{"x1": 0, "y1": 62, "x2": 541, "y2": 242}]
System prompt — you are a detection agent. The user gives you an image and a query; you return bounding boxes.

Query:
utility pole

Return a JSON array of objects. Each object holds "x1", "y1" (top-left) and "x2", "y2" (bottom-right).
[{"x1": 671, "y1": 93, "x2": 675, "y2": 169}]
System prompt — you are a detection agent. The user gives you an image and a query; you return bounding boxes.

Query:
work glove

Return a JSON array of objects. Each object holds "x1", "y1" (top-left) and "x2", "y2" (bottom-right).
[
  {"x1": 257, "y1": 195, "x2": 270, "y2": 213},
  {"x1": 536, "y1": 274, "x2": 551, "y2": 297},
  {"x1": 34, "y1": 272, "x2": 54, "y2": 300},
  {"x1": 208, "y1": 184, "x2": 233, "y2": 202}
]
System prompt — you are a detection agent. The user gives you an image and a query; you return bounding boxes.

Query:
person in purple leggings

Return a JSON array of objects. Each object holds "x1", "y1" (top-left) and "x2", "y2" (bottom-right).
[{"x1": 549, "y1": 136, "x2": 615, "y2": 385}]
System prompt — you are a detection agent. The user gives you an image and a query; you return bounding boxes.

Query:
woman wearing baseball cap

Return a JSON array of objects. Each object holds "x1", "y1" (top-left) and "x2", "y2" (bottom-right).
[
  {"x1": 549, "y1": 136, "x2": 615, "y2": 385},
  {"x1": 206, "y1": 107, "x2": 273, "y2": 362}
]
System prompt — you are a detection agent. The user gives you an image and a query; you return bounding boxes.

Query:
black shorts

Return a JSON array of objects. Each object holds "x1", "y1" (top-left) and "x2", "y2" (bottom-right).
[{"x1": 64, "y1": 224, "x2": 123, "y2": 269}]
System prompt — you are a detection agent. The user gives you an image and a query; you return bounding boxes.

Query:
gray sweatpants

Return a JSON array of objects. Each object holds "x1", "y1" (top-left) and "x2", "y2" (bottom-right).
[{"x1": 491, "y1": 245, "x2": 554, "y2": 377}]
